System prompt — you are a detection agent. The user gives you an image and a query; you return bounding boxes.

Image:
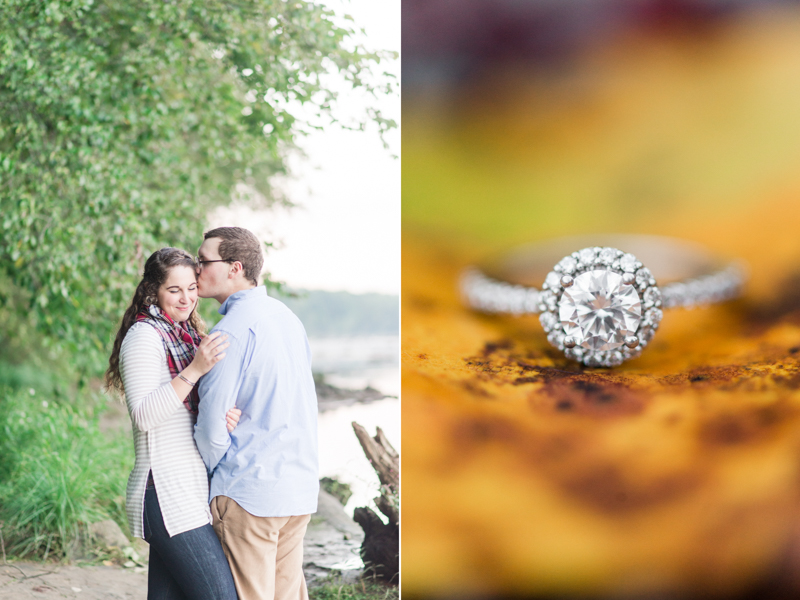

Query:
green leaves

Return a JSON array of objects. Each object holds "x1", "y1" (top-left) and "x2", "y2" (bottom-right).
[
  {"x1": 0, "y1": 0, "x2": 395, "y2": 374},
  {"x1": 0, "y1": 384, "x2": 132, "y2": 559}
]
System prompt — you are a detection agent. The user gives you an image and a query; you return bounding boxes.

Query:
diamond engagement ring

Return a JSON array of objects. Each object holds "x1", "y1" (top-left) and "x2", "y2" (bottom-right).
[{"x1": 460, "y1": 235, "x2": 746, "y2": 367}]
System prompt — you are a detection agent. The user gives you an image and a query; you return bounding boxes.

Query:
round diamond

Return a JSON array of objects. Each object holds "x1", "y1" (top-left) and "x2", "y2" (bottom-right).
[
  {"x1": 585, "y1": 354, "x2": 603, "y2": 368},
  {"x1": 636, "y1": 267, "x2": 653, "y2": 288},
  {"x1": 627, "y1": 345, "x2": 644, "y2": 359},
  {"x1": 643, "y1": 287, "x2": 662, "y2": 308},
  {"x1": 547, "y1": 330, "x2": 564, "y2": 347},
  {"x1": 564, "y1": 346, "x2": 585, "y2": 361},
  {"x1": 539, "y1": 289, "x2": 557, "y2": 312},
  {"x1": 578, "y1": 248, "x2": 596, "y2": 266},
  {"x1": 558, "y1": 269, "x2": 643, "y2": 352},
  {"x1": 557, "y1": 256, "x2": 577, "y2": 274},
  {"x1": 539, "y1": 311, "x2": 557, "y2": 332},
  {"x1": 599, "y1": 248, "x2": 617, "y2": 265},
  {"x1": 639, "y1": 324, "x2": 656, "y2": 343},
  {"x1": 620, "y1": 253, "x2": 638, "y2": 272},
  {"x1": 644, "y1": 307, "x2": 663, "y2": 327},
  {"x1": 545, "y1": 271, "x2": 562, "y2": 290}
]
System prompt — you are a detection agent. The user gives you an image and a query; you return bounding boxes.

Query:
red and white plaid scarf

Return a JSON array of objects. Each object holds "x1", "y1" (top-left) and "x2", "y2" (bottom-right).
[{"x1": 136, "y1": 304, "x2": 202, "y2": 414}]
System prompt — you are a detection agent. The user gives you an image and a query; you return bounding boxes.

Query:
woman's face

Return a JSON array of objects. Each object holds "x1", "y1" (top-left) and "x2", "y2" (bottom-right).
[{"x1": 156, "y1": 265, "x2": 199, "y2": 323}]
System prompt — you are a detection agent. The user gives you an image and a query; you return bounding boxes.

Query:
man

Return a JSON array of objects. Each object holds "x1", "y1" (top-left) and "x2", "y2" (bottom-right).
[{"x1": 193, "y1": 226, "x2": 319, "y2": 600}]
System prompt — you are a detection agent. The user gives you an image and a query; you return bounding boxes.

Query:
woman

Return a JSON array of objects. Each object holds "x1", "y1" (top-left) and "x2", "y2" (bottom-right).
[{"x1": 105, "y1": 247, "x2": 239, "y2": 600}]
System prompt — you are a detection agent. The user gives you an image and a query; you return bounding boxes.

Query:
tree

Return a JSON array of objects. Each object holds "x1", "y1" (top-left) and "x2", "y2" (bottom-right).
[{"x1": 0, "y1": 0, "x2": 396, "y2": 372}]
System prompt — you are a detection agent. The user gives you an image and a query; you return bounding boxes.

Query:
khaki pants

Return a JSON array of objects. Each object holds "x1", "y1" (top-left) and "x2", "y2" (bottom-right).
[{"x1": 211, "y1": 495, "x2": 310, "y2": 600}]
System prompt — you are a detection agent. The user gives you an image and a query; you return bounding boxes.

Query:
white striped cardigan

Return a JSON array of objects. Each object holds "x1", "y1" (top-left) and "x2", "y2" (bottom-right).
[{"x1": 119, "y1": 322, "x2": 212, "y2": 538}]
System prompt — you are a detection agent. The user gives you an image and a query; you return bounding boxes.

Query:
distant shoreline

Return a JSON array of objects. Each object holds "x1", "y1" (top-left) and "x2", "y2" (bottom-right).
[{"x1": 315, "y1": 378, "x2": 396, "y2": 412}]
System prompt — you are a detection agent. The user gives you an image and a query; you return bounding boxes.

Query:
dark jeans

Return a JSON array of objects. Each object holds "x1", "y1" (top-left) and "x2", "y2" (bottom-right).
[{"x1": 143, "y1": 486, "x2": 239, "y2": 600}]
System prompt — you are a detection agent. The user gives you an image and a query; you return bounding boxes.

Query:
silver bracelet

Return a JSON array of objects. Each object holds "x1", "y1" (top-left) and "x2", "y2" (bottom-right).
[{"x1": 178, "y1": 374, "x2": 196, "y2": 387}]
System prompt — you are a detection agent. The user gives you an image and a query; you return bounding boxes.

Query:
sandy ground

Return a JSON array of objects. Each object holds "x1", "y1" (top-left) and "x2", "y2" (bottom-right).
[
  {"x1": 0, "y1": 562, "x2": 147, "y2": 600},
  {"x1": 0, "y1": 522, "x2": 362, "y2": 599},
  {"x1": 0, "y1": 491, "x2": 364, "y2": 599}
]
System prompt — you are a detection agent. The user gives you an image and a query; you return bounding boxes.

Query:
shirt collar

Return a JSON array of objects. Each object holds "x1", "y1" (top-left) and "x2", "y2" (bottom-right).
[{"x1": 218, "y1": 286, "x2": 265, "y2": 315}]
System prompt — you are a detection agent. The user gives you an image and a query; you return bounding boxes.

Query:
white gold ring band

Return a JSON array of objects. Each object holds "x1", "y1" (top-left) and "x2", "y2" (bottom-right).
[{"x1": 461, "y1": 235, "x2": 746, "y2": 367}]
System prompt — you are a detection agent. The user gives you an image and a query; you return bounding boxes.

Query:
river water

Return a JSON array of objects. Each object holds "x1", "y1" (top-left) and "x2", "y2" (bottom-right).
[{"x1": 311, "y1": 335, "x2": 399, "y2": 517}]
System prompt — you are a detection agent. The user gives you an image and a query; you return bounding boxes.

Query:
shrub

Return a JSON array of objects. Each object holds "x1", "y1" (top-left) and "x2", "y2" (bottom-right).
[
  {"x1": 0, "y1": 384, "x2": 131, "y2": 560},
  {"x1": 0, "y1": 0, "x2": 396, "y2": 375},
  {"x1": 320, "y1": 476, "x2": 353, "y2": 506}
]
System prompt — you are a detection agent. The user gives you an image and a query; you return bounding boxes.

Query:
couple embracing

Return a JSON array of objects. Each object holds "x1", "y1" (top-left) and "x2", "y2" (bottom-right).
[{"x1": 105, "y1": 226, "x2": 318, "y2": 600}]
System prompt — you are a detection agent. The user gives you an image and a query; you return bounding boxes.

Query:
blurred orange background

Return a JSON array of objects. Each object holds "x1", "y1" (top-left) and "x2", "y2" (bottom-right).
[{"x1": 402, "y1": 1, "x2": 800, "y2": 598}]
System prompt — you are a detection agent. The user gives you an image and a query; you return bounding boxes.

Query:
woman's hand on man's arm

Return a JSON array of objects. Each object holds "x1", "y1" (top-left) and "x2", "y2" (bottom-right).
[{"x1": 226, "y1": 408, "x2": 242, "y2": 432}]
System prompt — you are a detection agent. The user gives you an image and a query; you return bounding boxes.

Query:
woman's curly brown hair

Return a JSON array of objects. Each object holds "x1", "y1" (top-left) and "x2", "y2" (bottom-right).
[{"x1": 105, "y1": 247, "x2": 206, "y2": 395}]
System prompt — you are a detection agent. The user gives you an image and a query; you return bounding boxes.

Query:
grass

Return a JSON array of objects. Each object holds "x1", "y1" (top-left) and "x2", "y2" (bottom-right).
[
  {"x1": 310, "y1": 574, "x2": 399, "y2": 600},
  {"x1": 0, "y1": 369, "x2": 132, "y2": 560},
  {"x1": 320, "y1": 476, "x2": 353, "y2": 506}
]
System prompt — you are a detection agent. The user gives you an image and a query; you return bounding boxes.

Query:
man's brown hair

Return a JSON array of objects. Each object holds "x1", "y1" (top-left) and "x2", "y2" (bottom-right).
[{"x1": 204, "y1": 226, "x2": 264, "y2": 286}]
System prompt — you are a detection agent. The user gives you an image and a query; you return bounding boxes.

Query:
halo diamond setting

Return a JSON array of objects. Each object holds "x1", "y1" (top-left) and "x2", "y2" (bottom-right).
[
  {"x1": 460, "y1": 235, "x2": 745, "y2": 368},
  {"x1": 538, "y1": 247, "x2": 662, "y2": 367}
]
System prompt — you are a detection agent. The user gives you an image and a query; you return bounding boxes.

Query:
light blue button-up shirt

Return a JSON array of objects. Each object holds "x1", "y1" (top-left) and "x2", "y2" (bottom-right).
[{"x1": 194, "y1": 286, "x2": 319, "y2": 517}]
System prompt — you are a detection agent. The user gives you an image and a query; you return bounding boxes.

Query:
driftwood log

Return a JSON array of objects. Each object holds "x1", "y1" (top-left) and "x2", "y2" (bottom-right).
[{"x1": 352, "y1": 422, "x2": 398, "y2": 582}]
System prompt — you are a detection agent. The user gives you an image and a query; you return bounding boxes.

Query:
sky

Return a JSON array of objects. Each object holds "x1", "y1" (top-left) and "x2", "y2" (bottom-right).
[{"x1": 209, "y1": 0, "x2": 400, "y2": 295}]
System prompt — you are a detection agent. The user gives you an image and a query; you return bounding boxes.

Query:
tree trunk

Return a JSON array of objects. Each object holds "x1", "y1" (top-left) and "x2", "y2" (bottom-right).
[
  {"x1": 352, "y1": 422, "x2": 399, "y2": 493},
  {"x1": 352, "y1": 422, "x2": 399, "y2": 582}
]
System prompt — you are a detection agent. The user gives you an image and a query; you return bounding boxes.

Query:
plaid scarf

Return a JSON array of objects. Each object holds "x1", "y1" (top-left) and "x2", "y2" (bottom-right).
[{"x1": 136, "y1": 304, "x2": 202, "y2": 414}]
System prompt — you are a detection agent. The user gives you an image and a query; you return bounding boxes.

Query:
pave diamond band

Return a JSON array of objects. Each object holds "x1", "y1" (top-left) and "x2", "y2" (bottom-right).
[
  {"x1": 461, "y1": 235, "x2": 746, "y2": 367},
  {"x1": 461, "y1": 262, "x2": 743, "y2": 314}
]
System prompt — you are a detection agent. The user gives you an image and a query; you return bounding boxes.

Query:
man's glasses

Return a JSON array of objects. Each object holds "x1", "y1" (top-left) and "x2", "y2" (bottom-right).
[{"x1": 194, "y1": 256, "x2": 235, "y2": 268}]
